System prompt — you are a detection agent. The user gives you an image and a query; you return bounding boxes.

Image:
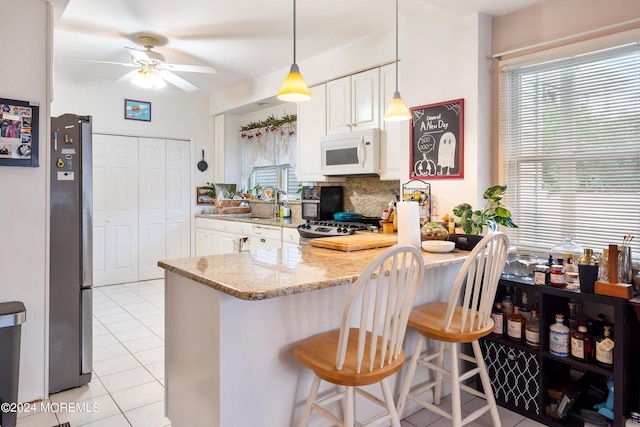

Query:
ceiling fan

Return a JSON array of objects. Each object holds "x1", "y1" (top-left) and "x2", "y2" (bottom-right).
[{"x1": 82, "y1": 35, "x2": 217, "y2": 92}]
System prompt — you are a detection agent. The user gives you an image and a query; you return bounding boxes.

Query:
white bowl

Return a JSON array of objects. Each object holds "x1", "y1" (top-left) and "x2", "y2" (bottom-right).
[{"x1": 421, "y1": 240, "x2": 456, "y2": 253}]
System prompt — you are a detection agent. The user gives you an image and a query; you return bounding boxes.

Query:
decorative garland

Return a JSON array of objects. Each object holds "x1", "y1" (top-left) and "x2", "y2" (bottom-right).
[{"x1": 239, "y1": 113, "x2": 297, "y2": 140}]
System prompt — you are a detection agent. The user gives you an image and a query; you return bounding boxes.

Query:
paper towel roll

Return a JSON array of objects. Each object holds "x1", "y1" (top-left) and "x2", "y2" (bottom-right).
[{"x1": 397, "y1": 201, "x2": 421, "y2": 249}]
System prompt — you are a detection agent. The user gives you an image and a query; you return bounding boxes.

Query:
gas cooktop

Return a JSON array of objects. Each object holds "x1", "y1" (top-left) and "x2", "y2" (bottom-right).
[{"x1": 297, "y1": 219, "x2": 380, "y2": 239}]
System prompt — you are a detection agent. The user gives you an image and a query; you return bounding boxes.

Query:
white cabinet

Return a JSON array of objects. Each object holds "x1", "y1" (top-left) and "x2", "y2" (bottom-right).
[
  {"x1": 379, "y1": 63, "x2": 407, "y2": 180},
  {"x1": 250, "y1": 225, "x2": 282, "y2": 251},
  {"x1": 214, "y1": 114, "x2": 242, "y2": 186},
  {"x1": 326, "y1": 68, "x2": 380, "y2": 135},
  {"x1": 195, "y1": 218, "x2": 251, "y2": 256},
  {"x1": 296, "y1": 84, "x2": 330, "y2": 182},
  {"x1": 282, "y1": 227, "x2": 300, "y2": 248}
]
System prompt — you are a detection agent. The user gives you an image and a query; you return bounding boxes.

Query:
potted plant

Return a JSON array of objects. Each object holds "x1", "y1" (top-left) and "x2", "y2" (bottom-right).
[{"x1": 452, "y1": 185, "x2": 517, "y2": 235}]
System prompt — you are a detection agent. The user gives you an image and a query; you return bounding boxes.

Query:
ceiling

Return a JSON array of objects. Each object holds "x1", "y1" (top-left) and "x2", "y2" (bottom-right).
[{"x1": 53, "y1": 0, "x2": 545, "y2": 95}]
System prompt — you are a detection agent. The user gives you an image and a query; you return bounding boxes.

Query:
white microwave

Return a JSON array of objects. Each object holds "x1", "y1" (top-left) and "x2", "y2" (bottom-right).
[{"x1": 320, "y1": 128, "x2": 380, "y2": 176}]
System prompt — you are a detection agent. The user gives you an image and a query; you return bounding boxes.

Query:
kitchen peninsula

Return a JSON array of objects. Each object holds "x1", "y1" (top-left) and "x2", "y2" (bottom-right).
[{"x1": 158, "y1": 245, "x2": 469, "y2": 427}]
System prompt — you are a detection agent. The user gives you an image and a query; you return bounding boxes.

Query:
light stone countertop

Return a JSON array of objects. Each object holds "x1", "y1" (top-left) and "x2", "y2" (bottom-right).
[
  {"x1": 195, "y1": 213, "x2": 305, "y2": 229},
  {"x1": 158, "y1": 246, "x2": 469, "y2": 301}
]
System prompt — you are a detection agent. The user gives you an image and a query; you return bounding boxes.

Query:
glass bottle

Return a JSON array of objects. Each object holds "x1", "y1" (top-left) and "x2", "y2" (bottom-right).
[
  {"x1": 571, "y1": 325, "x2": 594, "y2": 363},
  {"x1": 490, "y1": 302, "x2": 504, "y2": 338},
  {"x1": 507, "y1": 306, "x2": 526, "y2": 344},
  {"x1": 550, "y1": 263, "x2": 566, "y2": 288},
  {"x1": 520, "y1": 291, "x2": 532, "y2": 321},
  {"x1": 567, "y1": 302, "x2": 578, "y2": 333},
  {"x1": 595, "y1": 325, "x2": 614, "y2": 370},
  {"x1": 525, "y1": 309, "x2": 540, "y2": 349},
  {"x1": 549, "y1": 314, "x2": 570, "y2": 357},
  {"x1": 534, "y1": 264, "x2": 549, "y2": 285}
]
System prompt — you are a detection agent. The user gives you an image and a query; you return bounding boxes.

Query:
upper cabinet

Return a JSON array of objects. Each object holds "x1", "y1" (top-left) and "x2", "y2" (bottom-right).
[
  {"x1": 297, "y1": 84, "x2": 329, "y2": 182},
  {"x1": 379, "y1": 63, "x2": 405, "y2": 181},
  {"x1": 326, "y1": 68, "x2": 380, "y2": 135},
  {"x1": 214, "y1": 114, "x2": 242, "y2": 186}
]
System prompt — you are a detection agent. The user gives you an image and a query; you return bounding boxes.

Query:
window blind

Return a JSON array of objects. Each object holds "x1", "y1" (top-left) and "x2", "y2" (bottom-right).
[{"x1": 499, "y1": 42, "x2": 640, "y2": 259}]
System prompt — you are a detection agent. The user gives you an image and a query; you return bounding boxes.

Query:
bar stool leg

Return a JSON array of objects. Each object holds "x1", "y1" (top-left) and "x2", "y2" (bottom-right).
[
  {"x1": 472, "y1": 340, "x2": 502, "y2": 427},
  {"x1": 396, "y1": 334, "x2": 424, "y2": 418},
  {"x1": 434, "y1": 341, "x2": 446, "y2": 405},
  {"x1": 381, "y1": 378, "x2": 402, "y2": 427},
  {"x1": 449, "y1": 343, "x2": 463, "y2": 427},
  {"x1": 298, "y1": 375, "x2": 321, "y2": 427},
  {"x1": 344, "y1": 386, "x2": 355, "y2": 427}
]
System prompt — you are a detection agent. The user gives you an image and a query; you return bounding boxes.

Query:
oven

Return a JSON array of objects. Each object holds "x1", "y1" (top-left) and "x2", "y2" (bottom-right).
[{"x1": 300, "y1": 185, "x2": 344, "y2": 221}]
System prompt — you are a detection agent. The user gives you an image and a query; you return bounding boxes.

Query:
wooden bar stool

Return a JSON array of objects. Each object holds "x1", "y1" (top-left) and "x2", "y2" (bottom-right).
[
  {"x1": 293, "y1": 245, "x2": 425, "y2": 427},
  {"x1": 396, "y1": 232, "x2": 509, "y2": 427}
]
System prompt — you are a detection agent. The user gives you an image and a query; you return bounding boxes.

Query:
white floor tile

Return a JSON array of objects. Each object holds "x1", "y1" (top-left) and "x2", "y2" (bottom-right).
[
  {"x1": 93, "y1": 354, "x2": 142, "y2": 377},
  {"x1": 119, "y1": 301, "x2": 156, "y2": 312},
  {"x1": 111, "y1": 381, "x2": 165, "y2": 412},
  {"x1": 94, "y1": 306, "x2": 127, "y2": 317},
  {"x1": 98, "y1": 312, "x2": 135, "y2": 325},
  {"x1": 515, "y1": 418, "x2": 547, "y2": 427},
  {"x1": 106, "y1": 319, "x2": 146, "y2": 333},
  {"x1": 93, "y1": 322, "x2": 110, "y2": 337},
  {"x1": 144, "y1": 361, "x2": 165, "y2": 381},
  {"x1": 137, "y1": 314, "x2": 164, "y2": 326},
  {"x1": 99, "y1": 366, "x2": 157, "y2": 393},
  {"x1": 112, "y1": 326, "x2": 156, "y2": 342},
  {"x1": 124, "y1": 400, "x2": 170, "y2": 427},
  {"x1": 93, "y1": 342, "x2": 131, "y2": 362},
  {"x1": 148, "y1": 323, "x2": 164, "y2": 335},
  {"x1": 78, "y1": 413, "x2": 132, "y2": 427},
  {"x1": 15, "y1": 410, "x2": 59, "y2": 427},
  {"x1": 121, "y1": 335, "x2": 164, "y2": 353},
  {"x1": 93, "y1": 333, "x2": 120, "y2": 348},
  {"x1": 114, "y1": 295, "x2": 148, "y2": 306},
  {"x1": 50, "y1": 379, "x2": 108, "y2": 404},
  {"x1": 133, "y1": 347, "x2": 164, "y2": 365},
  {"x1": 131, "y1": 306, "x2": 164, "y2": 319},
  {"x1": 56, "y1": 393, "x2": 122, "y2": 426}
]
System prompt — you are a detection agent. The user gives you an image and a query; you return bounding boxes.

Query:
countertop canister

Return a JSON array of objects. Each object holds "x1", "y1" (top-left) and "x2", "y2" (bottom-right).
[{"x1": 397, "y1": 201, "x2": 421, "y2": 249}]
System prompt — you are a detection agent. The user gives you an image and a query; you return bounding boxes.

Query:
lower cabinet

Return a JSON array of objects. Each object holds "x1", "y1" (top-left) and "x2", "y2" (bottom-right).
[{"x1": 480, "y1": 278, "x2": 640, "y2": 427}]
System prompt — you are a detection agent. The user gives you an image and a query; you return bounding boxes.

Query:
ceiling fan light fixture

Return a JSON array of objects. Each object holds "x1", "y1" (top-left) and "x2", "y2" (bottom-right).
[
  {"x1": 131, "y1": 68, "x2": 166, "y2": 89},
  {"x1": 384, "y1": 91, "x2": 411, "y2": 121},
  {"x1": 384, "y1": 0, "x2": 411, "y2": 122},
  {"x1": 278, "y1": 0, "x2": 311, "y2": 102},
  {"x1": 277, "y1": 64, "x2": 311, "y2": 102}
]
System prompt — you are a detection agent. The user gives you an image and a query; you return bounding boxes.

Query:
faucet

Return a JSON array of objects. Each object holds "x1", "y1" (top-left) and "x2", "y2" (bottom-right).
[{"x1": 265, "y1": 187, "x2": 283, "y2": 217}]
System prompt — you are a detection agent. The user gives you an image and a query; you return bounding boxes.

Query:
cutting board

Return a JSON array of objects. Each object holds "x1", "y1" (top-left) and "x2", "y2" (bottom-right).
[{"x1": 310, "y1": 233, "x2": 398, "y2": 252}]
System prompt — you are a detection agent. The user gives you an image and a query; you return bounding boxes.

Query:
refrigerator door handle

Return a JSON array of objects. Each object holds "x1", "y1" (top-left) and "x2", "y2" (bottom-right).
[{"x1": 81, "y1": 288, "x2": 93, "y2": 374}]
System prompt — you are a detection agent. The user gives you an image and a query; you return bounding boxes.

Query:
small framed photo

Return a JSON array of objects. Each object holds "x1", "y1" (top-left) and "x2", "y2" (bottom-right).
[{"x1": 124, "y1": 99, "x2": 151, "y2": 122}]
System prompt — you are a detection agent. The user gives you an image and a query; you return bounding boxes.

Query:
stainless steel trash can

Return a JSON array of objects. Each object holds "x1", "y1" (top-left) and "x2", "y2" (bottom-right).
[{"x1": 0, "y1": 302, "x2": 26, "y2": 427}]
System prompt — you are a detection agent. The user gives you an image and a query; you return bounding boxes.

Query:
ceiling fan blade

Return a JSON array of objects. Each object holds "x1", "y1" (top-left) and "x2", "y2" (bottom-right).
[
  {"x1": 115, "y1": 69, "x2": 141, "y2": 83},
  {"x1": 125, "y1": 46, "x2": 150, "y2": 62},
  {"x1": 72, "y1": 58, "x2": 137, "y2": 67},
  {"x1": 157, "y1": 70, "x2": 199, "y2": 92},
  {"x1": 160, "y1": 63, "x2": 217, "y2": 74}
]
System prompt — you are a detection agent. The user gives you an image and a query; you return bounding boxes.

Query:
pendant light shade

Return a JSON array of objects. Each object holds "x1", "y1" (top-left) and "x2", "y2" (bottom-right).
[
  {"x1": 277, "y1": 0, "x2": 311, "y2": 102},
  {"x1": 384, "y1": 0, "x2": 411, "y2": 121},
  {"x1": 278, "y1": 64, "x2": 311, "y2": 102}
]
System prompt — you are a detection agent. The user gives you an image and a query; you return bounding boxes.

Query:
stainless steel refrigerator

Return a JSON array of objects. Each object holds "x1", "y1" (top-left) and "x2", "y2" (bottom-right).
[{"x1": 49, "y1": 114, "x2": 93, "y2": 393}]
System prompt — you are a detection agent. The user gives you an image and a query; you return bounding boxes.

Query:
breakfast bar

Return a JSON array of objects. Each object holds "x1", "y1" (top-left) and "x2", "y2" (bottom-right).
[{"x1": 159, "y1": 245, "x2": 469, "y2": 427}]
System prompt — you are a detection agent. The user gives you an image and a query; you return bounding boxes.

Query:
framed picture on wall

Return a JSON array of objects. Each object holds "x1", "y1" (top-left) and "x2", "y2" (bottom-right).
[
  {"x1": 124, "y1": 99, "x2": 151, "y2": 122},
  {"x1": 409, "y1": 99, "x2": 464, "y2": 179},
  {"x1": 0, "y1": 97, "x2": 39, "y2": 167}
]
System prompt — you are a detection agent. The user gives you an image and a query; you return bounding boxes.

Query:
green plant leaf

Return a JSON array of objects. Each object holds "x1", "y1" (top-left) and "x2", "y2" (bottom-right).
[
  {"x1": 453, "y1": 203, "x2": 472, "y2": 217},
  {"x1": 494, "y1": 206, "x2": 511, "y2": 218},
  {"x1": 483, "y1": 185, "x2": 506, "y2": 203},
  {"x1": 495, "y1": 216, "x2": 518, "y2": 228}
]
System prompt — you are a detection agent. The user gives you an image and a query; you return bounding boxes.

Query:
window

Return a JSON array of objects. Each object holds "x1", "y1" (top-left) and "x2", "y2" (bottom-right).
[
  {"x1": 499, "y1": 42, "x2": 640, "y2": 258},
  {"x1": 249, "y1": 165, "x2": 299, "y2": 198}
]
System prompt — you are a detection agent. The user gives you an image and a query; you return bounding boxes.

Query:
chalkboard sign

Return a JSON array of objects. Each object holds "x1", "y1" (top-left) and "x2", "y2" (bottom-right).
[{"x1": 410, "y1": 99, "x2": 463, "y2": 179}]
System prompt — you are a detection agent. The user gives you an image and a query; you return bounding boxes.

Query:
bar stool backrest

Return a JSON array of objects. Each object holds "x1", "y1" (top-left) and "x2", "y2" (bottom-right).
[
  {"x1": 443, "y1": 232, "x2": 509, "y2": 333},
  {"x1": 336, "y1": 245, "x2": 424, "y2": 374}
]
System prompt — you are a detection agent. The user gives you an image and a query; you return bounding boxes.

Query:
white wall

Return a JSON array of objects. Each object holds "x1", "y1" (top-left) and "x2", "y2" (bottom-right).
[
  {"x1": 0, "y1": 0, "x2": 50, "y2": 402},
  {"x1": 51, "y1": 72, "x2": 214, "y2": 188},
  {"x1": 209, "y1": 4, "x2": 492, "y2": 217}
]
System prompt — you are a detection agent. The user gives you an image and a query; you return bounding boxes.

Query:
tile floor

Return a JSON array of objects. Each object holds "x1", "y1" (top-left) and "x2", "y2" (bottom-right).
[{"x1": 15, "y1": 279, "x2": 545, "y2": 427}]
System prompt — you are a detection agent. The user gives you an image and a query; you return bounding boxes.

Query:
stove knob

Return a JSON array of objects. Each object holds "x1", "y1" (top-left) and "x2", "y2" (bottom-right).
[
  {"x1": 337, "y1": 228, "x2": 343, "y2": 233},
  {"x1": 305, "y1": 224, "x2": 311, "y2": 229}
]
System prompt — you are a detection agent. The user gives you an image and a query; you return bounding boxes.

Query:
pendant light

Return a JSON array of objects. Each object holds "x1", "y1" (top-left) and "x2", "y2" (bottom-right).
[
  {"x1": 277, "y1": 0, "x2": 311, "y2": 102},
  {"x1": 383, "y1": 0, "x2": 411, "y2": 121},
  {"x1": 131, "y1": 67, "x2": 166, "y2": 90}
]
